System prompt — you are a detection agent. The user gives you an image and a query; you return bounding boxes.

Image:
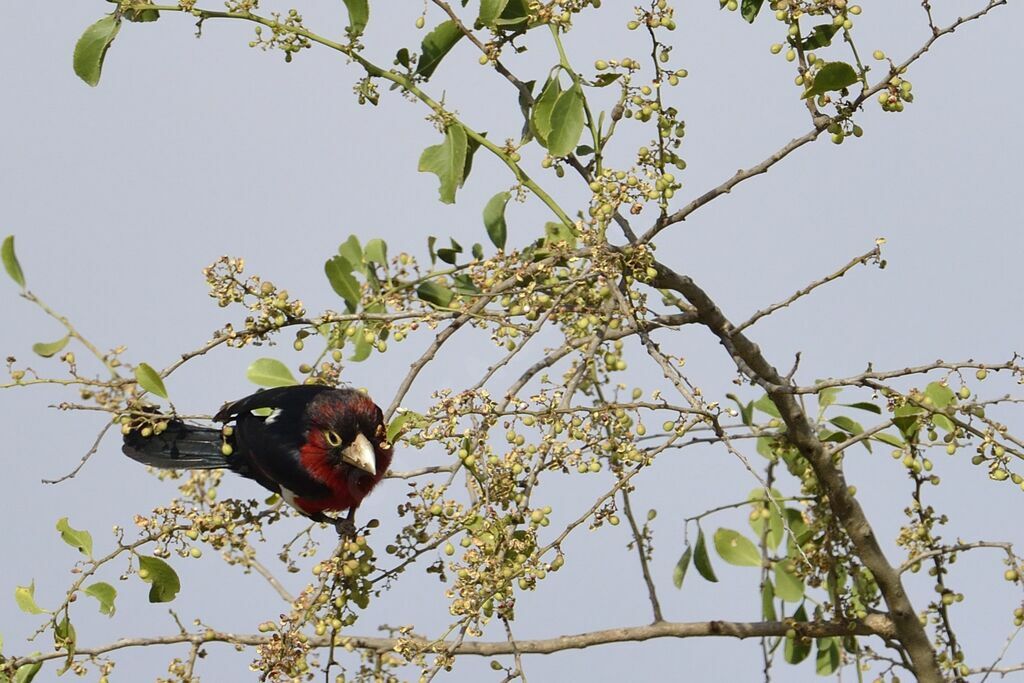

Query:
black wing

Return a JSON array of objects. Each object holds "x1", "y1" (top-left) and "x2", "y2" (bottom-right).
[{"x1": 215, "y1": 386, "x2": 334, "y2": 501}]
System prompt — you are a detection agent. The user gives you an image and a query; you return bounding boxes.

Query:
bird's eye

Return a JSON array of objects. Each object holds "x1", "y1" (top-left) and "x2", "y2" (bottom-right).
[{"x1": 323, "y1": 430, "x2": 342, "y2": 447}]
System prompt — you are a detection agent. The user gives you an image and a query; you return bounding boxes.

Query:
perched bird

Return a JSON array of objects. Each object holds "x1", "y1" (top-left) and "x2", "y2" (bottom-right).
[{"x1": 122, "y1": 385, "x2": 393, "y2": 535}]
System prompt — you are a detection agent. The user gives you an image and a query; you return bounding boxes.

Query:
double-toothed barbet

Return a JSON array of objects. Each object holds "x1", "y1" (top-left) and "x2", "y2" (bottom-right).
[{"x1": 122, "y1": 385, "x2": 393, "y2": 536}]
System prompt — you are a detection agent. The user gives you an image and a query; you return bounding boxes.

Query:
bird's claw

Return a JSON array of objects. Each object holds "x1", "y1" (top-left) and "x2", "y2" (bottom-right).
[{"x1": 334, "y1": 517, "x2": 356, "y2": 538}]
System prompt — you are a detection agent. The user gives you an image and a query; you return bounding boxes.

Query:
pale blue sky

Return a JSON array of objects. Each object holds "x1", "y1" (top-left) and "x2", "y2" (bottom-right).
[{"x1": 2, "y1": 2, "x2": 1022, "y2": 681}]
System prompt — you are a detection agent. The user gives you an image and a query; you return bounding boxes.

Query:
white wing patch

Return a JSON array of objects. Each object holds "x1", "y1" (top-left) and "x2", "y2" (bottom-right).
[
  {"x1": 279, "y1": 486, "x2": 301, "y2": 511},
  {"x1": 260, "y1": 408, "x2": 284, "y2": 424}
]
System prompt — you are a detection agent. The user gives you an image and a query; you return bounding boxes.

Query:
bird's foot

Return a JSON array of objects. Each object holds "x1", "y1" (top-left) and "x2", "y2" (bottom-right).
[{"x1": 334, "y1": 517, "x2": 357, "y2": 539}]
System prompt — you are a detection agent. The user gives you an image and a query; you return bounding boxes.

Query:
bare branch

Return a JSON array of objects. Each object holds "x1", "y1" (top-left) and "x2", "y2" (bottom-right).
[
  {"x1": 41, "y1": 422, "x2": 112, "y2": 484},
  {"x1": 7, "y1": 616, "x2": 895, "y2": 670},
  {"x1": 733, "y1": 245, "x2": 881, "y2": 334},
  {"x1": 620, "y1": 486, "x2": 664, "y2": 623}
]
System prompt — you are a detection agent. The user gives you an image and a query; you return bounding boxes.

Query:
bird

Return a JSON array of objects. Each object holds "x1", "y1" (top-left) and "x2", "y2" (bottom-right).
[{"x1": 122, "y1": 385, "x2": 393, "y2": 536}]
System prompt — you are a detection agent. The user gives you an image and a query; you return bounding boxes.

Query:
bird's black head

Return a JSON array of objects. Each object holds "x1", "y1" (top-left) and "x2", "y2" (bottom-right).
[{"x1": 302, "y1": 388, "x2": 392, "y2": 478}]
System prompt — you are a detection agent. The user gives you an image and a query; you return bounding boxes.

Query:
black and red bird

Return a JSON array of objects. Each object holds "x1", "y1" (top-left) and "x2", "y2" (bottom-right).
[{"x1": 122, "y1": 385, "x2": 393, "y2": 535}]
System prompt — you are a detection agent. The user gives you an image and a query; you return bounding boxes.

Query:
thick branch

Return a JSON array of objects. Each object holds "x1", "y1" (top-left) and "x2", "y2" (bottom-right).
[
  {"x1": 648, "y1": 261, "x2": 942, "y2": 681},
  {"x1": 7, "y1": 616, "x2": 894, "y2": 669}
]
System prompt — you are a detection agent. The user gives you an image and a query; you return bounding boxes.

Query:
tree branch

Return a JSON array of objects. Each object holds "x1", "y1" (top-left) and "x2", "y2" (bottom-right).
[
  {"x1": 733, "y1": 244, "x2": 881, "y2": 334},
  {"x1": 648, "y1": 260, "x2": 942, "y2": 681},
  {"x1": 7, "y1": 616, "x2": 894, "y2": 670}
]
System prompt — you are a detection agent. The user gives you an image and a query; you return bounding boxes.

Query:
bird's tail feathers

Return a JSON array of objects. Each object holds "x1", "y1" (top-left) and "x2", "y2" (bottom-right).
[{"x1": 122, "y1": 420, "x2": 229, "y2": 470}]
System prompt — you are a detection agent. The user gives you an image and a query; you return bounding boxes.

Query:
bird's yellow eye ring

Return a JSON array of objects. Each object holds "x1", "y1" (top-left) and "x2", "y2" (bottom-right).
[{"x1": 323, "y1": 430, "x2": 342, "y2": 448}]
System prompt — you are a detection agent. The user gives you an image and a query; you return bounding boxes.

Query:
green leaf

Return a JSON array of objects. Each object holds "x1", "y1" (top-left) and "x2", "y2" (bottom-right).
[
  {"x1": 713, "y1": 528, "x2": 761, "y2": 567},
  {"x1": 818, "y1": 386, "x2": 840, "y2": 410},
  {"x1": 816, "y1": 637, "x2": 841, "y2": 675},
  {"x1": 726, "y1": 393, "x2": 754, "y2": 427},
  {"x1": 54, "y1": 616, "x2": 76, "y2": 649},
  {"x1": 784, "y1": 508, "x2": 812, "y2": 545},
  {"x1": 479, "y1": 0, "x2": 510, "y2": 27},
  {"x1": 395, "y1": 47, "x2": 411, "y2": 69},
  {"x1": 693, "y1": 528, "x2": 718, "y2": 582},
  {"x1": 590, "y1": 73, "x2": 621, "y2": 87},
  {"x1": 784, "y1": 605, "x2": 812, "y2": 664},
  {"x1": 803, "y1": 61, "x2": 859, "y2": 99},
  {"x1": 32, "y1": 336, "x2": 70, "y2": 358},
  {"x1": 841, "y1": 401, "x2": 881, "y2": 415},
  {"x1": 325, "y1": 256, "x2": 361, "y2": 311},
  {"x1": 416, "y1": 20, "x2": 463, "y2": 80},
  {"x1": 55, "y1": 518, "x2": 92, "y2": 558},
  {"x1": 419, "y1": 124, "x2": 469, "y2": 204},
  {"x1": 748, "y1": 488, "x2": 784, "y2": 550},
  {"x1": 530, "y1": 76, "x2": 562, "y2": 147},
  {"x1": 932, "y1": 413, "x2": 955, "y2": 433},
  {"x1": 774, "y1": 561, "x2": 805, "y2": 602},
  {"x1": 246, "y1": 358, "x2": 298, "y2": 388},
  {"x1": 1, "y1": 236, "x2": 26, "y2": 288},
  {"x1": 672, "y1": 545, "x2": 692, "y2": 589},
  {"x1": 342, "y1": 0, "x2": 369, "y2": 37},
  {"x1": 924, "y1": 382, "x2": 956, "y2": 409},
  {"x1": 417, "y1": 281, "x2": 455, "y2": 308},
  {"x1": 350, "y1": 328, "x2": 372, "y2": 362},
  {"x1": 483, "y1": 191, "x2": 511, "y2": 249},
  {"x1": 893, "y1": 404, "x2": 925, "y2": 441},
  {"x1": 14, "y1": 582, "x2": 47, "y2": 615},
  {"x1": 73, "y1": 15, "x2": 121, "y2": 87},
  {"x1": 437, "y1": 248, "x2": 460, "y2": 265},
  {"x1": 798, "y1": 23, "x2": 840, "y2": 49},
  {"x1": 543, "y1": 222, "x2": 577, "y2": 248},
  {"x1": 494, "y1": 0, "x2": 529, "y2": 27},
  {"x1": 12, "y1": 661, "x2": 41, "y2": 683},
  {"x1": 872, "y1": 432, "x2": 902, "y2": 448},
  {"x1": 84, "y1": 582, "x2": 117, "y2": 616},
  {"x1": 387, "y1": 411, "x2": 422, "y2": 443},
  {"x1": 463, "y1": 134, "x2": 482, "y2": 186},
  {"x1": 752, "y1": 394, "x2": 781, "y2": 418},
  {"x1": 741, "y1": 0, "x2": 765, "y2": 22},
  {"x1": 762, "y1": 579, "x2": 777, "y2": 620},
  {"x1": 546, "y1": 84, "x2": 585, "y2": 157},
  {"x1": 338, "y1": 235, "x2": 364, "y2": 274},
  {"x1": 123, "y1": 7, "x2": 160, "y2": 22},
  {"x1": 134, "y1": 363, "x2": 167, "y2": 399},
  {"x1": 829, "y1": 415, "x2": 863, "y2": 436},
  {"x1": 364, "y1": 238, "x2": 388, "y2": 266},
  {"x1": 138, "y1": 555, "x2": 180, "y2": 603}
]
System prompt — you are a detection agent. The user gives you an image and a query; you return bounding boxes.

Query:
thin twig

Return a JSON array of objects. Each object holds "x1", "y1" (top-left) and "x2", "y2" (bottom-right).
[
  {"x1": 621, "y1": 486, "x2": 664, "y2": 623},
  {"x1": 733, "y1": 245, "x2": 881, "y2": 334}
]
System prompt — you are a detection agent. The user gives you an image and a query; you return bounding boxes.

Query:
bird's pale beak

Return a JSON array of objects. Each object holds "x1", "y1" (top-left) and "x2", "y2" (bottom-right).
[{"x1": 341, "y1": 432, "x2": 377, "y2": 475}]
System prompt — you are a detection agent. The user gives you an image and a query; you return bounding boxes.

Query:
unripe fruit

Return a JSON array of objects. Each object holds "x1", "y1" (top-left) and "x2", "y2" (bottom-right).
[
  {"x1": 976, "y1": 368, "x2": 988, "y2": 380},
  {"x1": 415, "y1": 16, "x2": 425, "y2": 29},
  {"x1": 1005, "y1": 569, "x2": 1019, "y2": 582},
  {"x1": 872, "y1": 50, "x2": 885, "y2": 60}
]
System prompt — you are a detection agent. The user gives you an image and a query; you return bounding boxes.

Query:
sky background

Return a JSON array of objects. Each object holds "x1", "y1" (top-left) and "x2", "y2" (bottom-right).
[{"x1": 2, "y1": 1, "x2": 1023, "y2": 681}]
